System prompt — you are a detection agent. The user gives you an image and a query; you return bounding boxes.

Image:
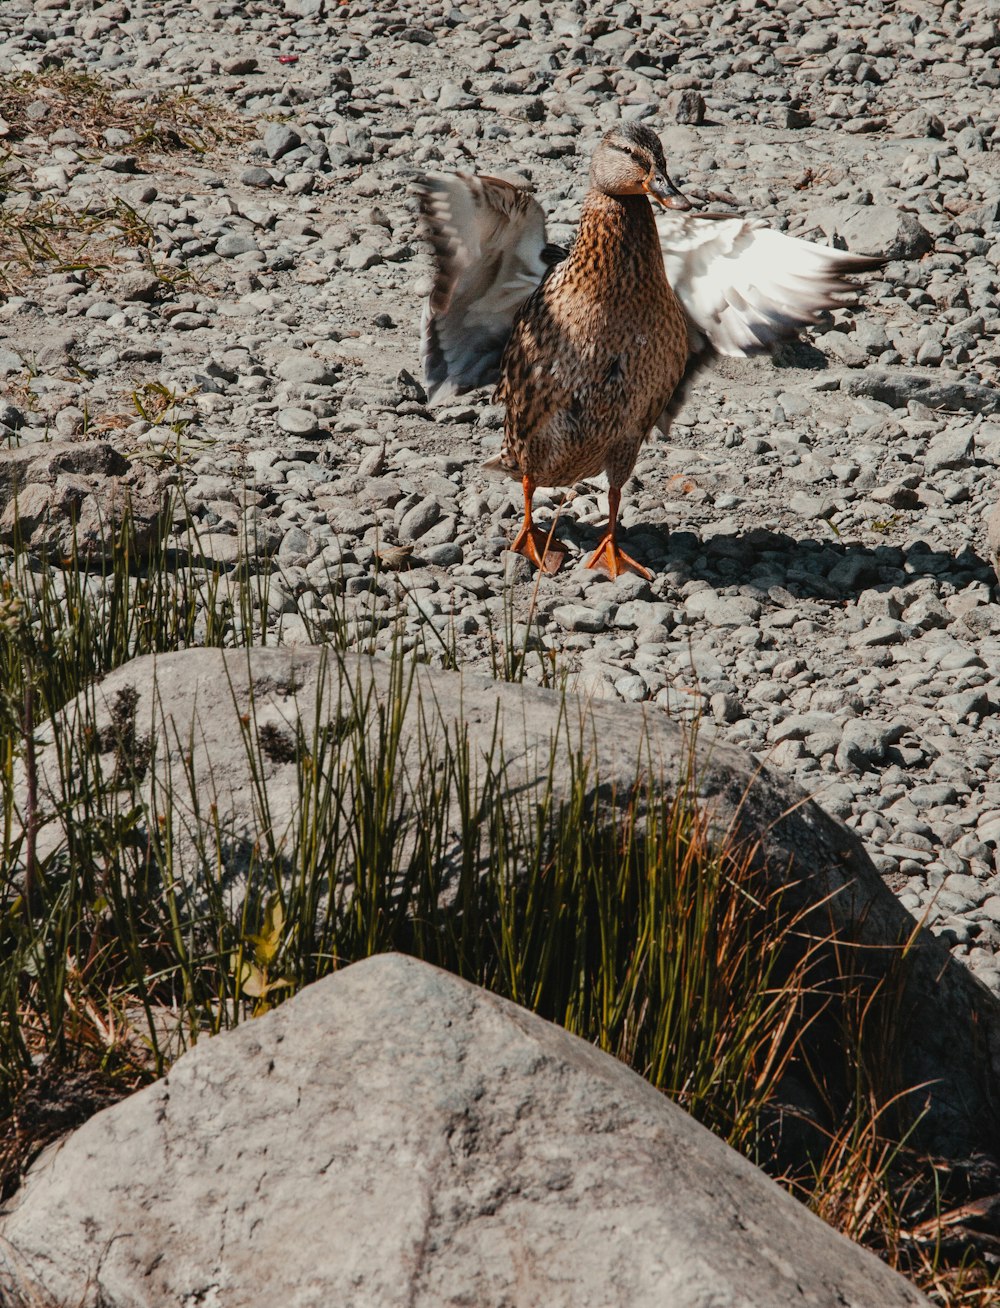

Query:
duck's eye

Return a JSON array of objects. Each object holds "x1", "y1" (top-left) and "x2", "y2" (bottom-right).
[{"x1": 612, "y1": 143, "x2": 646, "y2": 165}]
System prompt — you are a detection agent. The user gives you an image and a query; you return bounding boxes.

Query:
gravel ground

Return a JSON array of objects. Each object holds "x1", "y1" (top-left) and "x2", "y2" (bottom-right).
[{"x1": 2, "y1": 0, "x2": 1000, "y2": 991}]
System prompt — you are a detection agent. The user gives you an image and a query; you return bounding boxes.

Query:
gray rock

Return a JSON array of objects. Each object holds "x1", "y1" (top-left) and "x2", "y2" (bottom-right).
[
  {"x1": 809, "y1": 205, "x2": 932, "y2": 259},
  {"x1": 924, "y1": 430, "x2": 974, "y2": 473},
  {"x1": 710, "y1": 691, "x2": 744, "y2": 723},
  {"x1": 216, "y1": 233, "x2": 260, "y2": 258},
  {"x1": 221, "y1": 55, "x2": 259, "y2": 75},
  {"x1": 816, "y1": 330, "x2": 868, "y2": 368},
  {"x1": 614, "y1": 600, "x2": 672, "y2": 629},
  {"x1": 769, "y1": 712, "x2": 839, "y2": 743},
  {"x1": 841, "y1": 370, "x2": 1000, "y2": 416},
  {"x1": 667, "y1": 90, "x2": 705, "y2": 125},
  {"x1": 552, "y1": 602, "x2": 608, "y2": 633},
  {"x1": 894, "y1": 109, "x2": 944, "y2": 138},
  {"x1": 262, "y1": 122, "x2": 303, "y2": 160},
  {"x1": 0, "y1": 402, "x2": 25, "y2": 431},
  {"x1": 0, "y1": 956, "x2": 929, "y2": 1308},
  {"x1": 275, "y1": 354, "x2": 340, "y2": 386},
  {"x1": 0, "y1": 441, "x2": 168, "y2": 560},
  {"x1": 399, "y1": 496, "x2": 441, "y2": 541},
  {"x1": 987, "y1": 500, "x2": 1000, "y2": 580},
  {"x1": 849, "y1": 617, "x2": 913, "y2": 647},
  {"x1": 277, "y1": 408, "x2": 320, "y2": 436},
  {"x1": 685, "y1": 593, "x2": 762, "y2": 626},
  {"x1": 119, "y1": 271, "x2": 161, "y2": 303},
  {"x1": 0, "y1": 348, "x2": 22, "y2": 376},
  {"x1": 240, "y1": 166, "x2": 274, "y2": 187},
  {"x1": 940, "y1": 688, "x2": 991, "y2": 722}
]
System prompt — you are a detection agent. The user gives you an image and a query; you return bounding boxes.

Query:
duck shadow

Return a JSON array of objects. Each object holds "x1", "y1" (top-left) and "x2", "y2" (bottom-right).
[{"x1": 561, "y1": 520, "x2": 994, "y2": 602}]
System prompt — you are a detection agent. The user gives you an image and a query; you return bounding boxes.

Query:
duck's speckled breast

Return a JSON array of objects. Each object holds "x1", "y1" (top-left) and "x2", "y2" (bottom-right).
[{"x1": 496, "y1": 190, "x2": 689, "y2": 488}]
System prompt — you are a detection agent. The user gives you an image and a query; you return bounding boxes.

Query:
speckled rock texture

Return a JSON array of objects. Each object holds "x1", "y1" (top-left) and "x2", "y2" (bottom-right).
[{"x1": 0, "y1": 954, "x2": 931, "y2": 1308}]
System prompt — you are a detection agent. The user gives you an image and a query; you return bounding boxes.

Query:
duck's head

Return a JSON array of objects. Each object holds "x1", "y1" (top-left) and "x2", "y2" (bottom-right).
[{"x1": 590, "y1": 123, "x2": 691, "y2": 210}]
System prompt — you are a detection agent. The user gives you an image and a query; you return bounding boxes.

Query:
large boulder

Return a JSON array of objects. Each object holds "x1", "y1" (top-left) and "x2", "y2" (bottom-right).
[
  {"x1": 0, "y1": 439, "x2": 170, "y2": 560},
  {"x1": 0, "y1": 954, "x2": 930, "y2": 1308},
  {"x1": 12, "y1": 645, "x2": 1000, "y2": 1165}
]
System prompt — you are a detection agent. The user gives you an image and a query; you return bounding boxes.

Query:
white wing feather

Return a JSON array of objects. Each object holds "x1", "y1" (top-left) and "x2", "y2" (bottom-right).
[{"x1": 657, "y1": 211, "x2": 884, "y2": 357}]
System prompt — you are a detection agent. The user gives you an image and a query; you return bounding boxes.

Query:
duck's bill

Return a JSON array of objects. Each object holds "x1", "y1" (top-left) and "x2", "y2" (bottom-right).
[{"x1": 643, "y1": 172, "x2": 691, "y2": 211}]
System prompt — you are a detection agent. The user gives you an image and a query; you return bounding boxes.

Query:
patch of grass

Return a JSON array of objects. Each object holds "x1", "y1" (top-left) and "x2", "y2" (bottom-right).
[
  {"x1": 0, "y1": 68, "x2": 247, "y2": 294},
  {"x1": 870, "y1": 514, "x2": 902, "y2": 535},
  {"x1": 0, "y1": 195, "x2": 106, "y2": 294},
  {"x1": 0, "y1": 68, "x2": 248, "y2": 154}
]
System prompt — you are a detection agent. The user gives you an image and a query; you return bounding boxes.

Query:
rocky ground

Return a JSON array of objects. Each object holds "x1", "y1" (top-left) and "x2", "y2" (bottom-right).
[{"x1": 1, "y1": 0, "x2": 1000, "y2": 990}]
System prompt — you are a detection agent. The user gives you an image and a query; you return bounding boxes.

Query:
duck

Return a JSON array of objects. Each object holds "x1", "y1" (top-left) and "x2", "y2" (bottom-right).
[{"x1": 416, "y1": 122, "x2": 883, "y2": 578}]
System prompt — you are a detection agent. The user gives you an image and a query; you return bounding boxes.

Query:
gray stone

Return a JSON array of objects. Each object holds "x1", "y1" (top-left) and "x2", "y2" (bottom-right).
[
  {"x1": 809, "y1": 205, "x2": 932, "y2": 260},
  {"x1": 0, "y1": 348, "x2": 22, "y2": 376},
  {"x1": 262, "y1": 122, "x2": 302, "y2": 160},
  {"x1": 421, "y1": 541, "x2": 463, "y2": 566},
  {"x1": 399, "y1": 496, "x2": 442, "y2": 541},
  {"x1": 277, "y1": 408, "x2": 320, "y2": 436},
  {"x1": 841, "y1": 370, "x2": 1000, "y2": 416},
  {"x1": 0, "y1": 440, "x2": 168, "y2": 560},
  {"x1": 240, "y1": 166, "x2": 274, "y2": 187},
  {"x1": 119, "y1": 271, "x2": 160, "y2": 303},
  {"x1": 614, "y1": 600, "x2": 672, "y2": 630},
  {"x1": 940, "y1": 689, "x2": 991, "y2": 722},
  {"x1": 710, "y1": 692, "x2": 744, "y2": 724},
  {"x1": 221, "y1": 55, "x2": 259, "y2": 75},
  {"x1": 685, "y1": 592, "x2": 761, "y2": 626},
  {"x1": 986, "y1": 500, "x2": 1000, "y2": 580},
  {"x1": 836, "y1": 722, "x2": 904, "y2": 763},
  {"x1": 894, "y1": 109, "x2": 944, "y2": 138},
  {"x1": 924, "y1": 430, "x2": 974, "y2": 473},
  {"x1": 0, "y1": 956, "x2": 929, "y2": 1308},
  {"x1": 217, "y1": 233, "x2": 260, "y2": 258},
  {"x1": 0, "y1": 402, "x2": 25, "y2": 431},
  {"x1": 769, "y1": 712, "x2": 839, "y2": 743},
  {"x1": 275, "y1": 354, "x2": 339, "y2": 386},
  {"x1": 850, "y1": 617, "x2": 913, "y2": 647},
  {"x1": 552, "y1": 603, "x2": 608, "y2": 633},
  {"x1": 667, "y1": 90, "x2": 705, "y2": 125}
]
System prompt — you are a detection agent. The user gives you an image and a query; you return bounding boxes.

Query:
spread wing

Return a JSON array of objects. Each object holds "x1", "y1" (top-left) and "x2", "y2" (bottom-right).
[
  {"x1": 416, "y1": 173, "x2": 557, "y2": 401},
  {"x1": 657, "y1": 211, "x2": 885, "y2": 357}
]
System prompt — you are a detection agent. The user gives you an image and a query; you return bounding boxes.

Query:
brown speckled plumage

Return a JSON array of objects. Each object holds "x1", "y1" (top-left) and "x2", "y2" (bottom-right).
[
  {"x1": 494, "y1": 186, "x2": 688, "y2": 494},
  {"x1": 481, "y1": 122, "x2": 692, "y2": 575}
]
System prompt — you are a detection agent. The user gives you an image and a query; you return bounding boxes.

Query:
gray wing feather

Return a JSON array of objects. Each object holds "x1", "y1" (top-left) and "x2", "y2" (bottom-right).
[{"x1": 416, "y1": 173, "x2": 551, "y2": 401}]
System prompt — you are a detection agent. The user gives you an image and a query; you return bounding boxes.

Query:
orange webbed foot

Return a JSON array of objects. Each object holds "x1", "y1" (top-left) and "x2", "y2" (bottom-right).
[
  {"x1": 585, "y1": 533, "x2": 652, "y2": 580},
  {"x1": 510, "y1": 521, "x2": 568, "y2": 574}
]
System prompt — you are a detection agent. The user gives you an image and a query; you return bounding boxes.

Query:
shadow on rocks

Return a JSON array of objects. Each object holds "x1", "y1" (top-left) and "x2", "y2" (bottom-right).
[{"x1": 641, "y1": 527, "x2": 994, "y2": 602}]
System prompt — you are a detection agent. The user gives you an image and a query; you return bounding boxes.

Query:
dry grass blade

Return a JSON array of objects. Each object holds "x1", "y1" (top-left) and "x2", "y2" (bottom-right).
[{"x1": 0, "y1": 69, "x2": 249, "y2": 153}]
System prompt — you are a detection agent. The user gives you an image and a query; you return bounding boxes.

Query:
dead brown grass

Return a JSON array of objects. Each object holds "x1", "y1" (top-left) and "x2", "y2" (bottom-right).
[
  {"x1": 0, "y1": 67, "x2": 249, "y2": 153},
  {"x1": 0, "y1": 68, "x2": 250, "y2": 295}
]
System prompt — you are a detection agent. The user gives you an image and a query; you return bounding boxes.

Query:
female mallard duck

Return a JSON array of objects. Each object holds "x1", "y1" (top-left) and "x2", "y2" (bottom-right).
[{"x1": 417, "y1": 122, "x2": 882, "y2": 578}]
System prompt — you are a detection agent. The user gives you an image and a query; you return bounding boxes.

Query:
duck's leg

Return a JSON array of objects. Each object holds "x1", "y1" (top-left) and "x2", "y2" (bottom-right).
[
  {"x1": 586, "y1": 486, "x2": 652, "y2": 580},
  {"x1": 509, "y1": 475, "x2": 567, "y2": 574}
]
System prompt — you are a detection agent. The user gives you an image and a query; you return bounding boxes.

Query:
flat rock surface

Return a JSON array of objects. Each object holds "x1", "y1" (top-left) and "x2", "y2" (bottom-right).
[
  {"x1": 1, "y1": 0, "x2": 999, "y2": 998},
  {"x1": 0, "y1": 954, "x2": 931, "y2": 1308}
]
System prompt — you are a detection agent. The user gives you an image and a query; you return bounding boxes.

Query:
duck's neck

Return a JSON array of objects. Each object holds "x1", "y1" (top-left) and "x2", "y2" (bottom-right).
[{"x1": 567, "y1": 190, "x2": 665, "y2": 288}]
